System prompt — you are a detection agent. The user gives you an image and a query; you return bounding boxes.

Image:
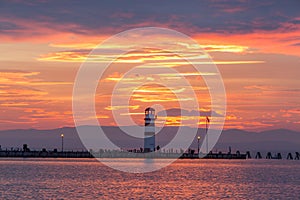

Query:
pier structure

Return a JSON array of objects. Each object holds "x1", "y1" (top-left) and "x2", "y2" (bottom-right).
[
  {"x1": 255, "y1": 152, "x2": 262, "y2": 159},
  {"x1": 266, "y1": 152, "x2": 282, "y2": 159},
  {"x1": 287, "y1": 153, "x2": 293, "y2": 160},
  {"x1": 295, "y1": 152, "x2": 300, "y2": 160},
  {"x1": 144, "y1": 107, "x2": 156, "y2": 152},
  {"x1": 246, "y1": 151, "x2": 251, "y2": 159},
  {"x1": 1, "y1": 146, "x2": 300, "y2": 159}
]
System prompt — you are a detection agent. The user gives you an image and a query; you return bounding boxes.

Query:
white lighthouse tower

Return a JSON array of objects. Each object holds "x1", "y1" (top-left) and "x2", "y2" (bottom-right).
[{"x1": 144, "y1": 107, "x2": 156, "y2": 152}]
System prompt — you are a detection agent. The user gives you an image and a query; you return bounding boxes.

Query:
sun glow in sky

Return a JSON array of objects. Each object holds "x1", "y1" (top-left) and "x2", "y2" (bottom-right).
[{"x1": 1, "y1": 0, "x2": 300, "y2": 131}]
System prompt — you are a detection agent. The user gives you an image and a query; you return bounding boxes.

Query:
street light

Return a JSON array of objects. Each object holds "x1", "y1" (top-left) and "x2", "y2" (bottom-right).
[
  {"x1": 61, "y1": 133, "x2": 64, "y2": 152},
  {"x1": 197, "y1": 136, "x2": 201, "y2": 154}
]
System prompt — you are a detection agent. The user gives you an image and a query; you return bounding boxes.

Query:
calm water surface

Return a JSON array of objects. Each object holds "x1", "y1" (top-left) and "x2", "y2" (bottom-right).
[{"x1": 0, "y1": 158, "x2": 299, "y2": 199}]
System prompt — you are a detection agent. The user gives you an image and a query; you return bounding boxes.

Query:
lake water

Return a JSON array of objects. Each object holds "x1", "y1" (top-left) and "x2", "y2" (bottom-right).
[{"x1": 0, "y1": 158, "x2": 299, "y2": 199}]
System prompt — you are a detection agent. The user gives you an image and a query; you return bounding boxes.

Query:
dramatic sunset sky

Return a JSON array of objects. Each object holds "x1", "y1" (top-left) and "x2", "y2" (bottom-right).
[{"x1": 1, "y1": 0, "x2": 300, "y2": 131}]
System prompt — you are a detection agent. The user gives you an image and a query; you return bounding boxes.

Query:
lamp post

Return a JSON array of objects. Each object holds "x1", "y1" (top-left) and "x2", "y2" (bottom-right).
[
  {"x1": 197, "y1": 136, "x2": 201, "y2": 154},
  {"x1": 61, "y1": 133, "x2": 64, "y2": 152}
]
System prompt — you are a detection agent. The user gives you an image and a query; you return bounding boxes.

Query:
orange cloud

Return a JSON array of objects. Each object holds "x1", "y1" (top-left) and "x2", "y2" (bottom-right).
[
  {"x1": 0, "y1": 70, "x2": 74, "y2": 129},
  {"x1": 37, "y1": 43, "x2": 265, "y2": 65},
  {"x1": 105, "y1": 105, "x2": 140, "y2": 111},
  {"x1": 193, "y1": 28, "x2": 300, "y2": 57}
]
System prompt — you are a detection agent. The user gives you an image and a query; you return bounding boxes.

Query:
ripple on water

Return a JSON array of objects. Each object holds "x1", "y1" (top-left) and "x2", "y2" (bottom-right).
[{"x1": 0, "y1": 158, "x2": 299, "y2": 199}]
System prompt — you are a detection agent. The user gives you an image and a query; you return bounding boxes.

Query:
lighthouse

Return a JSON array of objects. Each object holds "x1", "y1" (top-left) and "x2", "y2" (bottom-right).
[{"x1": 144, "y1": 107, "x2": 156, "y2": 152}]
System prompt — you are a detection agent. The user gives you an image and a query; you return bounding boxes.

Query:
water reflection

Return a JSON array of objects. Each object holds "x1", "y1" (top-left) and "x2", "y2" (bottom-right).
[{"x1": 0, "y1": 158, "x2": 299, "y2": 199}]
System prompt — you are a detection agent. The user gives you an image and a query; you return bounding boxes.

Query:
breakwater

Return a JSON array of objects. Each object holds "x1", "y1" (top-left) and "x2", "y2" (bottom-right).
[
  {"x1": 0, "y1": 149, "x2": 299, "y2": 159},
  {"x1": 0, "y1": 150, "x2": 93, "y2": 158}
]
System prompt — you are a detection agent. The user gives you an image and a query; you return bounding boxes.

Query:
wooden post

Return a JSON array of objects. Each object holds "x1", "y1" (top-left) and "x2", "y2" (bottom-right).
[
  {"x1": 266, "y1": 152, "x2": 272, "y2": 159},
  {"x1": 277, "y1": 153, "x2": 282, "y2": 159},
  {"x1": 287, "y1": 153, "x2": 293, "y2": 160},
  {"x1": 295, "y1": 152, "x2": 300, "y2": 160},
  {"x1": 246, "y1": 151, "x2": 251, "y2": 159},
  {"x1": 255, "y1": 152, "x2": 262, "y2": 159}
]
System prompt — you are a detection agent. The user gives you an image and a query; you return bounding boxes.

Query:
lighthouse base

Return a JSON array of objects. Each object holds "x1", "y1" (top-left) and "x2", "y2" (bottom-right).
[{"x1": 144, "y1": 135, "x2": 155, "y2": 152}]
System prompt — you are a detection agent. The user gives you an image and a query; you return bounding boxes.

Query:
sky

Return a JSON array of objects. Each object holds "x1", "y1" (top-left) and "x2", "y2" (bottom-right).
[{"x1": 0, "y1": 0, "x2": 300, "y2": 131}]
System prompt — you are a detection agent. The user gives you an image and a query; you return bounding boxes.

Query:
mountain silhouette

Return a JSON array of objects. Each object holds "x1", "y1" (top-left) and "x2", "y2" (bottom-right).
[{"x1": 0, "y1": 126, "x2": 299, "y2": 155}]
